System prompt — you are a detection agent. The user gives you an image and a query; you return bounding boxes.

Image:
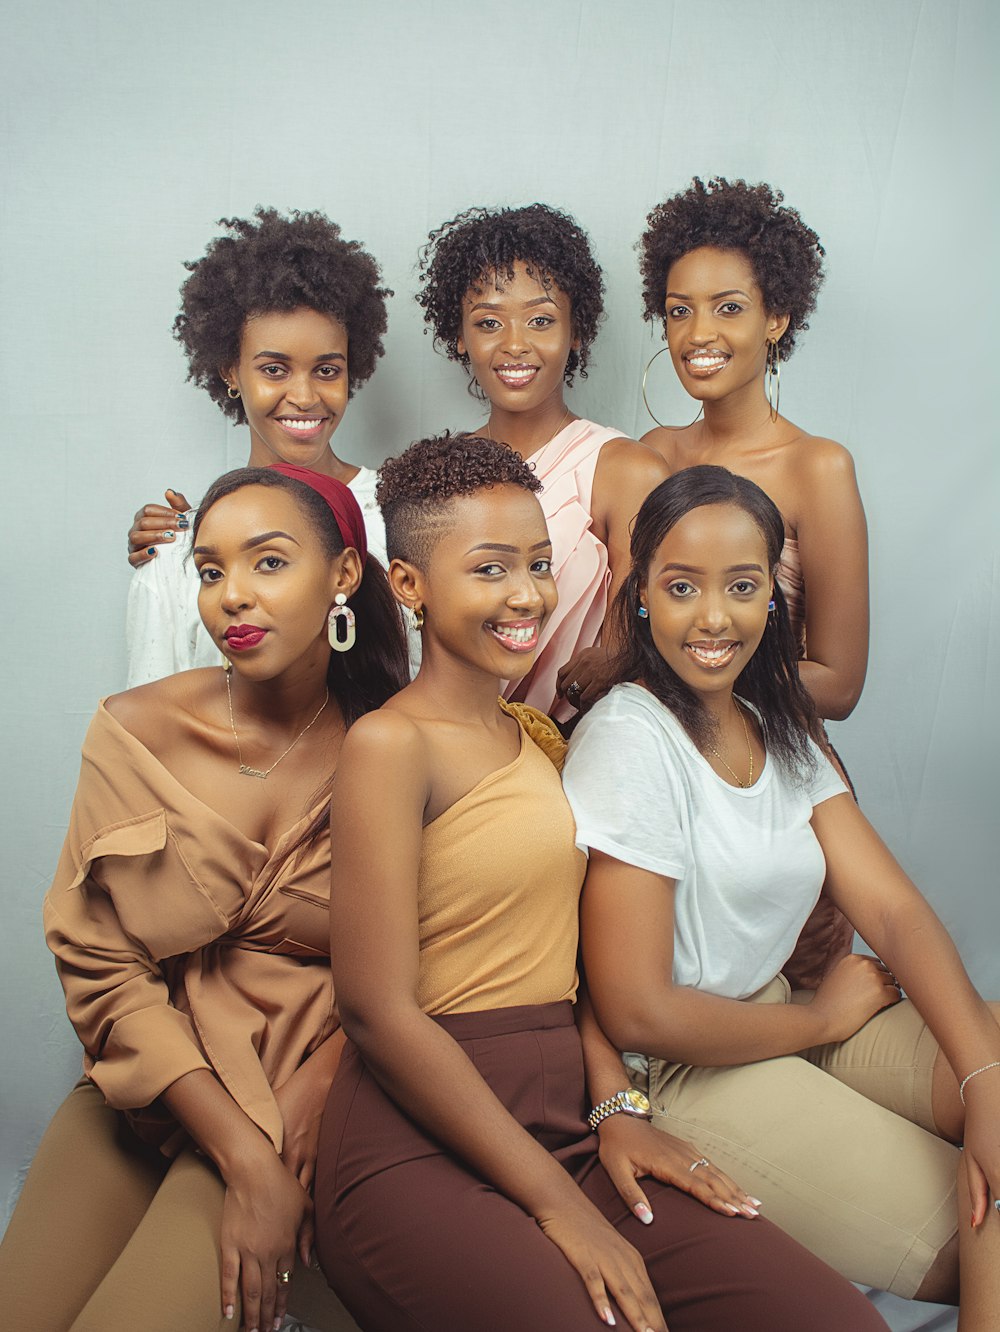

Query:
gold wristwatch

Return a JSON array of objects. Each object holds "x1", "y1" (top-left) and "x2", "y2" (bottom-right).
[{"x1": 587, "y1": 1087, "x2": 652, "y2": 1131}]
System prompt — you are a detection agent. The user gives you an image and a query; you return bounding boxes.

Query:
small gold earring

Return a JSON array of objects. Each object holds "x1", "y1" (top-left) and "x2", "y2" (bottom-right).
[{"x1": 412, "y1": 606, "x2": 425, "y2": 630}]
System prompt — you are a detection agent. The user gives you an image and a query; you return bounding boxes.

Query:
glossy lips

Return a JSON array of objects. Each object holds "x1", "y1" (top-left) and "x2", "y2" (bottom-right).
[
  {"x1": 224, "y1": 624, "x2": 268, "y2": 651},
  {"x1": 485, "y1": 619, "x2": 540, "y2": 653},
  {"x1": 494, "y1": 363, "x2": 538, "y2": 389},
  {"x1": 683, "y1": 350, "x2": 730, "y2": 378},
  {"x1": 684, "y1": 639, "x2": 739, "y2": 669}
]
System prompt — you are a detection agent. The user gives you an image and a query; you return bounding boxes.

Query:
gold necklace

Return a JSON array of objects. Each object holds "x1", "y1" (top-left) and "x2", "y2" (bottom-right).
[
  {"x1": 484, "y1": 408, "x2": 572, "y2": 452},
  {"x1": 225, "y1": 666, "x2": 329, "y2": 780},
  {"x1": 705, "y1": 700, "x2": 754, "y2": 788}
]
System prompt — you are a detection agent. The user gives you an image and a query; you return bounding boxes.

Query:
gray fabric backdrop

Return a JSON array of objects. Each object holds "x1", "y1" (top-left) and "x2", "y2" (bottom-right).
[{"x1": 1, "y1": 8, "x2": 996, "y2": 1301}]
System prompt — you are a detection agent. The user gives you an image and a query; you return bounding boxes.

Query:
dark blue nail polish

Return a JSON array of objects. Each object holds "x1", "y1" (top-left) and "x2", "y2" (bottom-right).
[
  {"x1": 146, "y1": 547, "x2": 156, "y2": 556},
  {"x1": 177, "y1": 516, "x2": 189, "y2": 529}
]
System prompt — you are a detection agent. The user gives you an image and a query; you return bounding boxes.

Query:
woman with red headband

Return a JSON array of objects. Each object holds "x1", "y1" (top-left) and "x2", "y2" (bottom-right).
[{"x1": 0, "y1": 467, "x2": 407, "y2": 1332}]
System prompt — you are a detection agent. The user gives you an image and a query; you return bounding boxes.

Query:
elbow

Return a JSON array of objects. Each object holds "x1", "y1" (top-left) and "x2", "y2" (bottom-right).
[
  {"x1": 817, "y1": 670, "x2": 867, "y2": 721},
  {"x1": 592, "y1": 990, "x2": 669, "y2": 1057}
]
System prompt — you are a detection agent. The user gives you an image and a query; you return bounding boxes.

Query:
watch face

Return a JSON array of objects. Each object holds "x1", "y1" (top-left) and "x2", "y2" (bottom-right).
[{"x1": 624, "y1": 1087, "x2": 651, "y2": 1115}]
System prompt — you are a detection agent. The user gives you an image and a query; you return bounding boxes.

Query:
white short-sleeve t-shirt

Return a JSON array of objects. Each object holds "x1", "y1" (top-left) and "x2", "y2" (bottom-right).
[{"x1": 562, "y1": 682, "x2": 846, "y2": 1000}]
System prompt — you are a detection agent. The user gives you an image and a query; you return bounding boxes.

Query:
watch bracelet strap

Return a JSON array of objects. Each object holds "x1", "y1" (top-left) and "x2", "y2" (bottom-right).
[{"x1": 587, "y1": 1090, "x2": 649, "y2": 1131}]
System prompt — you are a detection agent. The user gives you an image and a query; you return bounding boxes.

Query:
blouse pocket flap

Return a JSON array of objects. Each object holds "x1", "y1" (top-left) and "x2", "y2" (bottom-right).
[{"x1": 67, "y1": 811, "x2": 168, "y2": 891}]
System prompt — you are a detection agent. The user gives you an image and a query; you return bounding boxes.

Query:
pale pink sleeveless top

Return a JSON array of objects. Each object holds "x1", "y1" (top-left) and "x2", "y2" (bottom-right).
[
  {"x1": 776, "y1": 536, "x2": 806, "y2": 655},
  {"x1": 503, "y1": 418, "x2": 624, "y2": 721}
]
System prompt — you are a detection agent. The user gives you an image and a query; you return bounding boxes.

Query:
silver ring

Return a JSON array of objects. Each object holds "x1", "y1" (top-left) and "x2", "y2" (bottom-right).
[
  {"x1": 995, "y1": 1199, "x2": 1000, "y2": 1215},
  {"x1": 689, "y1": 1157, "x2": 710, "y2": 1173}
]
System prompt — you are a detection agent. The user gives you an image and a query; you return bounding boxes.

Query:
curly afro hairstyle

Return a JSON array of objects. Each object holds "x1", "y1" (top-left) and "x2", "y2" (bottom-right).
[
  {"x1": 173, "y1": 207, "x2": 392, "y2": 424},
  {"x1": 416, "y1": 204, "x2": 605, "y2": 393},
  {"x1": 377, "y1": 431, "x2": 542, "y2": 569},
  {"x1": 638, "y1": 178, "x2": 825, "y2": 360}
]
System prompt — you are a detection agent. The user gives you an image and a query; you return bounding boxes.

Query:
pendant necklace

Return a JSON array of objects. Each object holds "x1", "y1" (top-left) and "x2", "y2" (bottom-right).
[
  {"x1": 705, "y1": 700, "x2": 754, "y2": 789},
  {"x1": 485, "y1": 408, "x2": 572, "y2": 453},
  {"x1": 225, "y1": 665, "x2": 329, "y2": 780}
]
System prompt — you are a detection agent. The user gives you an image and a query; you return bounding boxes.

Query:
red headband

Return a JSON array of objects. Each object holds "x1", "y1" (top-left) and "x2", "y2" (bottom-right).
[{"x1": 267, "y1": 463, "x2": 368, "y2": 566}]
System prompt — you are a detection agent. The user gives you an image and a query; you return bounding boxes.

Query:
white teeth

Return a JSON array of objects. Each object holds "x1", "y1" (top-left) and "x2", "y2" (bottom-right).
[
  {"x1": 491, "y1": 624, "x2": 534, "y2": 642},
  {"x1": 497, "y1": 367, "x2": 535, "y2": 380},
  {"x1": 688, "y1": 643, "x2": 734, "y2": 661},
  {"x1": 281, "y1": 418, "x2": 321, "y2": 431},
  {"x1": 688, "y1": 355, "x2": 727, "y2": 369}
]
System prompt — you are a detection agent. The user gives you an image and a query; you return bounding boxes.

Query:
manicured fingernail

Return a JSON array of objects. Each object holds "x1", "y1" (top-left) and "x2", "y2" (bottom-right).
[
  {"x1": 971, "y1": 1212, "x2": 976, "y2": 1229},
  {"x1": 162, "y1": 530, "x2": 174, "y2": 540},
  {"x1": 749, "y1": 1197, "x2": 763, "y2": 1206},
  {"x1": 274, "y1": 1319, "x2": 283, "y2": 1331},
  {"x1": 723, "y1": 1203, "x2": 740, "y2": 1214},
  {"x1": 601, "y1": 1309, "x2": 616, "y2": 1327},
  {"x1": 177, "y1": 516, "x2": 189, "y2": 529},
  {"x1": 146, "y1": 547, "x2": 156, "y2": 556},
  {"x1": 224, "y1": 1307, "x2": 234, "y2": 1322},
  {"x1": 633, "y1": 1201, "x2": 654, "y2": 1225},
  {"x1": 742, "y1": 1205, "x2": 759, "y2": 1217}
]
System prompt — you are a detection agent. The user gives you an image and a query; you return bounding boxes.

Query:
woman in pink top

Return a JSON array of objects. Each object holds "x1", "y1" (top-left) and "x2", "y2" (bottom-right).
[{"x1": 418, "y1": 204, "x2": 667, "y2": 722}]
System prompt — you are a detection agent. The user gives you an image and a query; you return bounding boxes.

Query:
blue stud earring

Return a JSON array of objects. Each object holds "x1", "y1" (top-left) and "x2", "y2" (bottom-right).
[
  {"x1": 638, "y1": 605, "x2": 649, "y2": 619},
  {"x1": 768, "y1": 598, "x2": 776, "y2": 612}
]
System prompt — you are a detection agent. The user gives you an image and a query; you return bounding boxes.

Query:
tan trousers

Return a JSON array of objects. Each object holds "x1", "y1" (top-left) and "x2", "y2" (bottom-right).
[
  {"x1": 641, "y1": 979, "x2": 958, "y2": 1298},
  {"x1": 0, "y1": 1081, "x2": 358, "y2": 1332}
]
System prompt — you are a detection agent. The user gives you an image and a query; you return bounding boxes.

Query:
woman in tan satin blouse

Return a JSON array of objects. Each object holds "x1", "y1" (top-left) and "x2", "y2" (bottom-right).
[{"x1": 0, "y1": 465, "x2": 407, "y2": 1332}]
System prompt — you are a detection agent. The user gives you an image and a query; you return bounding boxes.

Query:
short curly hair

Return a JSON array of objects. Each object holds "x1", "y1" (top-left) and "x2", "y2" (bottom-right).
[
  {"x1": 377, "y1": 431, "x2": 542, "y2": 569},
  {"x1": 173, "y1": 207, "x2": 392, "y2": 424},
  {"x1": 638, "y1": 178, "x2": 825, "y2": 360},
  {"x1": 416, "y1": 204, "x2": 605, "y2": 393}
]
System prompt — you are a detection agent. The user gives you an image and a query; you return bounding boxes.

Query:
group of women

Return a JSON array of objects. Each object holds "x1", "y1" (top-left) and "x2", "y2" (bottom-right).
[{"x1": 0, "y1": 181, "x2": 997, "y2": 1332}]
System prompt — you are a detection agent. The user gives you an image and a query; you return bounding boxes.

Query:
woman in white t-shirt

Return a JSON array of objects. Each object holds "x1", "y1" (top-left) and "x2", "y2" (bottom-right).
[
  {"x1": 563, "y1": 465, "x2": 1000, "y2": 1321},
  {"x1": 123, "y1": 208, "x2": 409, "y2": 686}
]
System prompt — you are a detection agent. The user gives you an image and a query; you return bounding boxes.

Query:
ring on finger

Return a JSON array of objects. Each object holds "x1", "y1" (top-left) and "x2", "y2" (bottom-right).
[
  {"x1": 689, "y1": 1157, "x2": 711, "y2": 1173},
  {"x1": 276, "y1": 1268, "x2": 292, "y2": 1284}
]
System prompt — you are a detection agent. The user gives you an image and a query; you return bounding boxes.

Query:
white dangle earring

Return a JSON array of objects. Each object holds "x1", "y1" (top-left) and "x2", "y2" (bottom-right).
[{"x1": 327, "y1": 594, "x2": 356, "y2": 652}]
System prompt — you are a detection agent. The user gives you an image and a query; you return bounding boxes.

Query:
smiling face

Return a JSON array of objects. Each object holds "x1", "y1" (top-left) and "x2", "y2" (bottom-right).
[
  {"x1": 641, "y1": 502, "x2": 773, "y2": 705},
  {"x1": 224, "y1": 307, "x2": 350, "y2": 470},
  {"x1": 663, "y1": 247, "x2": 789, "y2": 407},
  {"x1": 400, "y1": 484, "x2": 557, "y2": 683},
  {"x1": 194, "y1": 483, "x2": 359, "y2": 681},
  {"x1": 456, "y1": 261, "x2": 578, "y2": 416}
]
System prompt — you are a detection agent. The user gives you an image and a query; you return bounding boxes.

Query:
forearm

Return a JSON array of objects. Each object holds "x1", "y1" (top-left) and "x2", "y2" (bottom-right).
[
  {"x1": 597, "y1": 979, "x2": 828, "y2": 1067},
  {"x1": 577, "y1": 986, "x2": 635, "y2": 1102},
  {"x1": 345, "y1": 1005, "x2": 591, "y2": 1217},
  {"x1": 875, "y1": 898, "x2": 1000, "y2": 1077},
  {"x1": 162, "y1": 1067, "x2": 280, "y2": 1183}
]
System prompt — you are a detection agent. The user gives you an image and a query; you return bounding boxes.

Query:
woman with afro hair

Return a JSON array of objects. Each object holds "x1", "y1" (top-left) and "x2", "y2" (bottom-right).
[
  {"x1": 418, "y1": 203, "x2": 668, "y2": 722},
  {"x1": 638, "y1": 178, "x2": 867, "y2": 988},
  {"x1": 124, "y1": 207, "x2": 403, "y2": 685}
]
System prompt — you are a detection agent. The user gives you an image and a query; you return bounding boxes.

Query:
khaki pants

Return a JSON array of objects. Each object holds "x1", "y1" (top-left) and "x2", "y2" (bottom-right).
[
  {"x1": 0, "y1": 1081, "x2": 358, "y2": 1332},
  {"x1": 640, "y1": 979, "x2": 957, "y2": 1297}
]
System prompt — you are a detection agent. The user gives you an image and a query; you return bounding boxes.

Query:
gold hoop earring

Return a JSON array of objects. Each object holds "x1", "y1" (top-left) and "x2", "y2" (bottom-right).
[
  {"x1": 766, "y1": 340, "x2": 781, "y2": 422},
  {"x1": 412, "y1": 606, "x2": 425, "y2": 631},
  {"x1": 641, "y1": 344, "x2": 703, "y2": 429},
  {"x1": 226, "y1": 382, "x2": 241, "y2": 400}
]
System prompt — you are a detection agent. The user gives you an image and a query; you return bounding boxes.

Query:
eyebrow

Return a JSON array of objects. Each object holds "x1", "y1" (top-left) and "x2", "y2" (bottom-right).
[
  {"x1": 656, "y1": 562, "x2": 764, "y2": 576},
  {"x1": 194, "y1": 530, "x2": 301, "y2": 556},
  {"x1": 665, "y1": 288, "x2": 753, "y2": 302},
  {"x1": 467, "y1": 295, "x2": 558, "y2": 313},
  {"x1": 465, "y1": 540, "x2": 553, "y2": 555},
  {"x1": 251, "y1": 350, "x2": 347, "y2": 362}
]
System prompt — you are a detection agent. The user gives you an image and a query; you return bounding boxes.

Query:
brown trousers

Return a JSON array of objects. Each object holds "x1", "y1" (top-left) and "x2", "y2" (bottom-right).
[
  {"x1": 0, "y1": 1081, "x2": 357, "y2": 1332},
  {"x1": 314, "y1": 1002, "x2": 888, "y2": 1332}
]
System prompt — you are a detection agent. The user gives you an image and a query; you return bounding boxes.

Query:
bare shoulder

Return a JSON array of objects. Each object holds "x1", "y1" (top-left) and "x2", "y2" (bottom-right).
[
  {"x1": 788, "y1": 430, "x2": 856, "y2": 477},
  {"x1": 597, "y1": 435, "x2": 670, "y2": 487},
  {"x1": 339, "y1": 706, "x2": 429, "y2": 778},
  {"x1": 104, "y1": 668, "x2": 217, "y2": 746}
]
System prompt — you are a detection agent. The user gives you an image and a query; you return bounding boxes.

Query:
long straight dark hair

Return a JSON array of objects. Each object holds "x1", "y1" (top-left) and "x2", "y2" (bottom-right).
[
  {"x1": 608, "y1": 465, "x2": 824, "y2": 772},
  {"x1": 194, "y1": 467, "x2": 409, "y2": 847}
]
